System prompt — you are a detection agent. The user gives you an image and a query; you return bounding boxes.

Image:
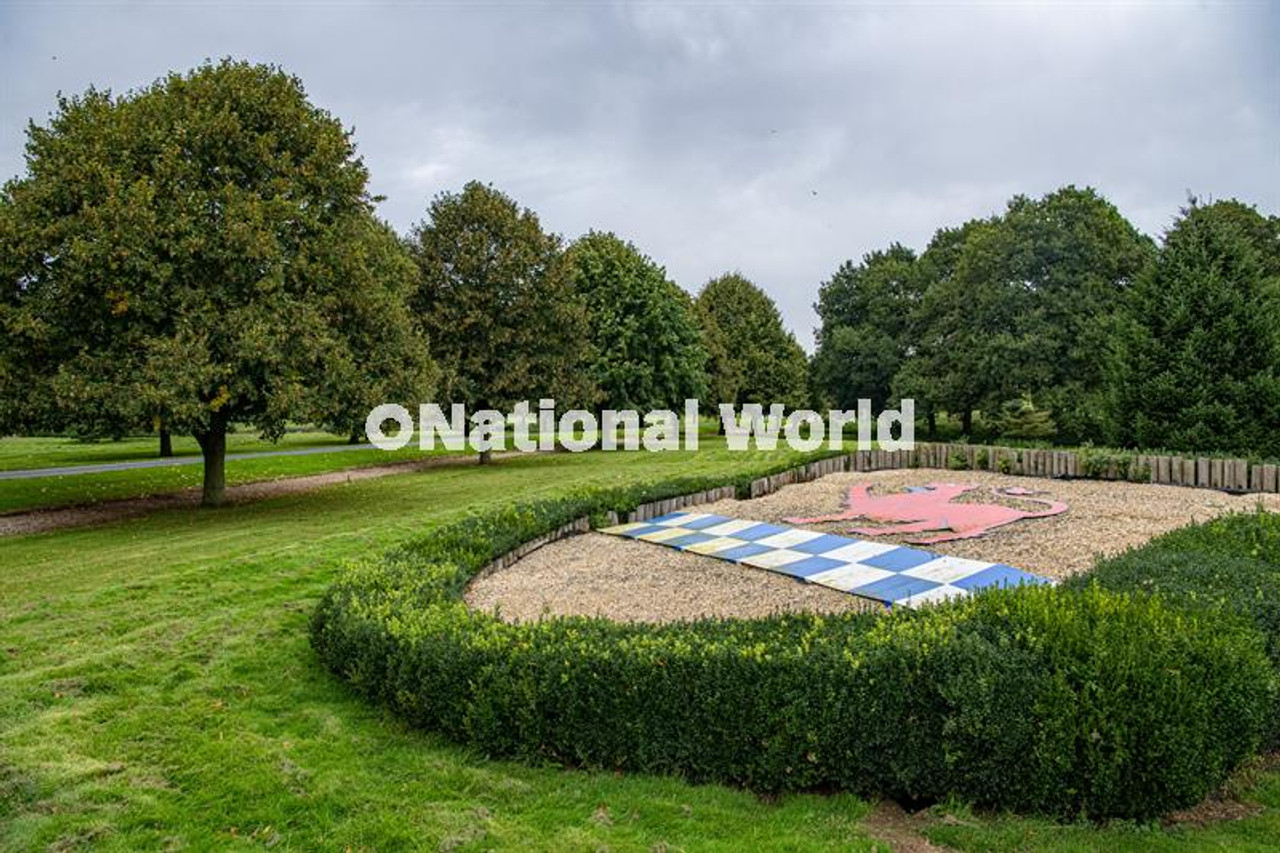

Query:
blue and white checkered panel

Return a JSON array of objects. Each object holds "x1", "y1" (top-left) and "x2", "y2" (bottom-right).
[{"x1": 600, "y1": 512, "x2": 1053, "y2": 609}]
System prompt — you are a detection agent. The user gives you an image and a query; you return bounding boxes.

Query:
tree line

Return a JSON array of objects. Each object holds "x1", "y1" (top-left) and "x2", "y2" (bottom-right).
[
  {"x1": 812, "y1": 187, "x2": 1280, "y2": 459},
  {"x1": 0, "y1": 61, "x2": 808, "y2": 505},
  {"x1": 3, "y1": 61, "x2": 1277, "y2": 508}
]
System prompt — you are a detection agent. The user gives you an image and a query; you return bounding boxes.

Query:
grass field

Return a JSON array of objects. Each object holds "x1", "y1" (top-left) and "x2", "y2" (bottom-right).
[
  {"x1": 0, "y1": 430, "x2": 363, "y2": 472},
  {"x1": 0, "y1": 421, "x2": 731, "y2": 514},
  {"x1": 2, "y1": 446, "x2": 1278, "y2": 851},
  {"x1": 0, "y1": 442, "x2": 458, "y2": 515}
]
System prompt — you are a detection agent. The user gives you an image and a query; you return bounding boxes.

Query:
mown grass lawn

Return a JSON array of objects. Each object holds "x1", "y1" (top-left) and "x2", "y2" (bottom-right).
[
  {"x1": 0, "y1": 443, "x2": 458, "y2": 516},
  {"x1": 1, "y1": 446, "x2": 1277, "y2": 851},
  {"x1": 0, "y1": 431, "x2": 365, "y2": 472},
  {"x1": 0, "y1": 420, "x2": 730, "y2": 514}
]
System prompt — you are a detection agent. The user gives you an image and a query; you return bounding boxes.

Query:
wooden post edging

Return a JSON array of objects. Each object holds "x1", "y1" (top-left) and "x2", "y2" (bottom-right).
[
  {"x1": 627, "y1": 485, "x2": 739, "y2": 522},
  {"x1": 474, "y1": 516, "x2": 592, "y2": 581},
  {"x1": 736, "y1": 443, "x2": 1278, "y2": 498},
  {"x1": 904, "y1": 443, "x2": 1273, "y2": 494}
]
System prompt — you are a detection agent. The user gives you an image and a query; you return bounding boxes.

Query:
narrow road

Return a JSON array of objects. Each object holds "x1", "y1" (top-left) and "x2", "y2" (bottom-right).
[{"x1": 0, "y1": 442, "x2": 381, "y2": 480}]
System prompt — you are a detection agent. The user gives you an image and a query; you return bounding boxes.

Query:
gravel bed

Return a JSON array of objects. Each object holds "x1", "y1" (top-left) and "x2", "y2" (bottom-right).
[{"x1": 465, "y1": 471, "x2": 1280, "y2": 624}]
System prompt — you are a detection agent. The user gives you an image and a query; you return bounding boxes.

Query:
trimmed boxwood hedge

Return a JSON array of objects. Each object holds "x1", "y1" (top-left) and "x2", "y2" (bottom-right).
[
  {"x1": 311, "y1": 474, "x2": 1280, "y2": 821},
  {"x1": 1067, "y1": 509, "x2": 1280, "y2": 747}
]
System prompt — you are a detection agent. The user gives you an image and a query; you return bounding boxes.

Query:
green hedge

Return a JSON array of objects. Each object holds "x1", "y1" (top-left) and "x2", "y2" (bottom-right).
[
  {"x1": 1067, "y1": 510, "x2": 1280, "y2": 745},
  {"x1": 311, "y1": 477, "x2": 1278, "y2": 820},
  {"x1": 1068, "y1": 510, "x2": 1280, "y2": 660}
]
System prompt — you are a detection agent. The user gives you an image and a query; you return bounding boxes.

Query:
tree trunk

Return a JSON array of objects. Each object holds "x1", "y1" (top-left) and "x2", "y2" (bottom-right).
[
  {"x1": 347, "y1": 430, "x2": 361, "y2": 445},
  {"x1": 195, "y1": 422, "x2": 228, "y2": 508},
  {"x1": 478, "y1": 448, "x2": 492, "y2": 465},
  {"x1": 159, "y1": 427, "x2": 173, "y2": 458},
  {"x1": 961, "y1": 410, "x2": 973, "y2": 437},
  {"x1": 926, "y1": 410, "x2": 937, "y2": 439}
]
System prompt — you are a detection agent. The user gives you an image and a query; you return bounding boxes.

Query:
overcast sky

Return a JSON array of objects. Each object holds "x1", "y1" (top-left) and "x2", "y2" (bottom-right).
[{"x1": 2, "y1": 1, "x2": 1277, "y2": 347}]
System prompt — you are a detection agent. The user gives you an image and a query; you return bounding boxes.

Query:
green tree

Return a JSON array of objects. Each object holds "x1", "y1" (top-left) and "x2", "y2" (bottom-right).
[
  {"x1": 306, "y1": 216, "x2": 435, "y2": 442},
  {"x1": 812, "y1": 243, "x2": 919, "y2": 410},
  {"x1": 1000, "y1": 187, "x2": 1154, "y2": 442},
  {"x1": 695, "y1": 273, "x2": 808, "y2": 410},
  {"x1": 894, "y1": 219, "x2": 1016, "y2": 436},
  {"x1": 567, "y1": 231, "x2": 706, "y2": 412},
  {"x1": 408, "y1": 181, "x2": 594, "y2": 459},
  {"x1": 894, "y1": 187, "x2": 1152, "y2": 440},
  {"x1": 694, "y1": 296, "x2": 743, "y2": 412},
  {"x1": 0, "y1": 60, "x2": 431, "y2": 505},
  {"x1": 1108, "y1": 200, "x2": 1280, "y2": 456}
]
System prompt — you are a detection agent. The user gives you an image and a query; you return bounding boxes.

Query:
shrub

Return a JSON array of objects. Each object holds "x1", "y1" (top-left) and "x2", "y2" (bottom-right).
[
  {"x1": 1068, "y1": 510, "x2": 1280, "y2": 745},
  {"x1": 993, "y1": 395, "x2": 1058, "y2": 441},
  {"x1": 311, "y1": 482, "x2": 1276, "y2": 820},
  {"x1": 1077, "y1": 446, "x2": 1126, "y2": 479}
]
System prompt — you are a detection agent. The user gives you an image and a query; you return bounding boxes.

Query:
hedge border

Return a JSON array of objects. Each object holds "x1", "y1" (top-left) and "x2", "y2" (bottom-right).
[{"x1": 310, "y1": 448, "x2": 1279, "y2": 821}]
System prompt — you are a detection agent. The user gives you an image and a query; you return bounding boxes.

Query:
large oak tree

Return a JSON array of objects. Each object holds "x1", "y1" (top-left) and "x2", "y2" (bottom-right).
[
  {"x1": 0, "y1": 60, "x2": 433, "y2": 505},
  {"x1": 893, "y1": 187, "x2": 1152, "y2": 440}
]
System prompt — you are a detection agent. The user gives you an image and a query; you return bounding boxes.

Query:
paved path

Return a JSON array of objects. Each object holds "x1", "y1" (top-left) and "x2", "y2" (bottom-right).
[{"x1": 0, "y1": 443, "x2": 380, "y2": 480}]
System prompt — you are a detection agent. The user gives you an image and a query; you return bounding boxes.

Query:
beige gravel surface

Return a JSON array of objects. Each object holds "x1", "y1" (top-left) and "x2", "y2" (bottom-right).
[{"x1": 466, "y1": 470, "x2": 1280, "y2": 624}]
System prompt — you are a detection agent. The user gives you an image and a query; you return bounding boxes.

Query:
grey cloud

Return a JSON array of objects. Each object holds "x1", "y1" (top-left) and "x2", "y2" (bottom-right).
[{"x1": 3, "y1": 1, "x2": 1277, "y2": 348}]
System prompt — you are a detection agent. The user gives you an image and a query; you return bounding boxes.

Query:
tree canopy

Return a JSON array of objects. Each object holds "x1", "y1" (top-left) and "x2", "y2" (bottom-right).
[
  {"x1": 997, "y1": 187, "x2": 1155, "y2": 441},
  {"x1": 812, "y1": 243, "x2": 919, "y2": 410},
  {"x1": 567, "y1": 231, "x2": 706, "y2": 412},
  {"x1": 870, "y1": 187, "x2": 1152, "y2": 439},
  {"x1": 696, "y1": 273, "x2": 808, "y2": 409},
  {"x1": 0, "y1": 60, "x2": 432, "y2": 505},
  {"x1": 408, "y1": 181, "x2": 595, "y2": 429},
  {"x1": 1108, "y1": 200, "x2": 1280, "y2": 457},
  {"x1": 304, "y1": 215, "x2": 435, "y2": 441}
]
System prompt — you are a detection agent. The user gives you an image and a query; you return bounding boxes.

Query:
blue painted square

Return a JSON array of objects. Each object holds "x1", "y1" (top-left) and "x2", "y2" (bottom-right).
[
  {"x1": 952, "y1": 563, "x2": 1050, "y2": 592},
  {"x1": 716, "y1": 542, "x2": 776, "y2": 562},
  {"x1": 781, "y1": 555, "x2": 852, "y2": 578},
  {"x1": 852, "y1": 573, "x2": 941, "y2": 602},
  {"x1": 647, "y1": 512, "x2": 692, "y2": 526},
  {"x1": 666, "y1": 531, "x2": 718, "y2": 549},
  {"x1": 790, "y1": 534, "x2": 855, "y2": 555},
  {"x1": 731, "y1": 523, "x2": 791, "y2": 541},
  {"x1": 861, "y1": 546, "x2": 938, "y2": 572}
]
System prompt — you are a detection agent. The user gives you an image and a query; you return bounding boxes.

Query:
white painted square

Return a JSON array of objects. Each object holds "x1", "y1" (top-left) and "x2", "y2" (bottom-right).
[
  {"x1": 701, "y1": 519, "x2": 763, "y2": 537},
  {"x1": 600, "y1": 522, "x2": 652, "y2": 535},
  {"x1": 637, "y1": 527, "x2": 696, "y2": 543},
  {"x1": 754, "y1": 529, "x2": 825, "y2": 549},
  {"x1": 806, "y1": 563, "x2": 896, "y2": 592},
  {"x1": 899, "y1": 584, "x2": 970, "y2": 608},
  {"x1": 740, "y1": 548, "x2": 810, "y2": 569},
  {"x1": 656, "y1": 512, "x2": 710, "y2": 527},
  {"x1": 817, "y1": 541, "x2": 900, "y2": 563},
  {"x1": 901, "y1": 556, "x2": 995, "y2": 584},
  {"x1": 684, "y1": 536, "x2": 747, "y2": 555}
]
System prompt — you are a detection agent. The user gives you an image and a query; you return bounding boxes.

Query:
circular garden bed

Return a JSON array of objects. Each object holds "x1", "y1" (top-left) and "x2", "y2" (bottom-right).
[
  {"x1": 311, "y1": 471, "x2": 1280, "y2": 822},
  {"x1": 465, "y1": 470, "x2": 1280, "y2": 623}
]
